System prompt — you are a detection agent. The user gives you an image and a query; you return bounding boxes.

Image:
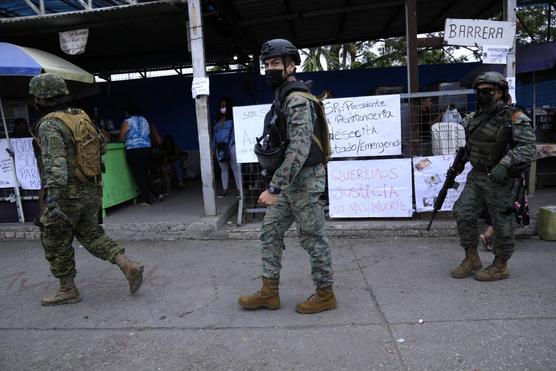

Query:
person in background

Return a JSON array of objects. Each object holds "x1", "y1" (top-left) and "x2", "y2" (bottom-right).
[
  {"x1": 119, "y1": 102, "x2": 155, "y2": 206},
  {"x1": 162, "y1": 134, "x2": 186, "y2": 188},
  {"x1": 212, "y1": 97, "x2": 241, "y2": 198},
  {"x1": 12, "y1": 117, "x2": 31, "y2": 138}
]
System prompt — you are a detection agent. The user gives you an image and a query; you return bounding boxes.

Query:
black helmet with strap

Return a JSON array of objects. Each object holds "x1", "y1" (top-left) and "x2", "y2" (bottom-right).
[{"x1": 260, "y1": 39, "x2": 301, "y2": 65}]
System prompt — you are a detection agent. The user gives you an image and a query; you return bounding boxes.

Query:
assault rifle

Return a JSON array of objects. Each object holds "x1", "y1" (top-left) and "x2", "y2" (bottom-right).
[{"x1": 426, "y1": 146, "x2": 467, "y2": 231}]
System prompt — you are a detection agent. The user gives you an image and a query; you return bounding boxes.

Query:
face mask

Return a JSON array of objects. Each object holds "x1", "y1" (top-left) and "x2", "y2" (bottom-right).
[
  {"x1": 265, "y1": 69, "x2": 286, "y2": 89},
  {"x1": 220, "y1": 107, "x2": 226, "y2": 114},
  {"x1": 476, "y1": 88, "x2": 497, "y2": 112}
]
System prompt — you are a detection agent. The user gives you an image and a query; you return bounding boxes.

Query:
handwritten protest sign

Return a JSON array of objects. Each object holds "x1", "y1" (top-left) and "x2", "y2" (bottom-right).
[
  {"x1": 0, "y1": 138, "x2": 40, "y2": 190},
  {"x1": 233, "y1": 94, "x2": 401, "y2": 163},
  {"x1": 413, "y1": 155, "x2": 471, "y2": 212},
  {"x1": 323, "y1": 94, "x2": 401, "y2": 157},
  {"x1": 0, "y1": 140, "x2": 15, "y2": 188},
  {"x1": 327, "y1": 158, "x2": 413, "y2": 218},
  {"x1": 12, "y1": 138, "x2": 40, "y2": 190},
  {"x1": 233, "y1": 103, "x2": 271, "y2": 163}
]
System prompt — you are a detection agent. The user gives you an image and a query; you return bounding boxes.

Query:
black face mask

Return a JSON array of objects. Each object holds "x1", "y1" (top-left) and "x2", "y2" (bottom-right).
[
  {"x1": 265, "y1": 69, "x2": 286, "y2": 89},
  {"x1": 476, "y1": 88, "x2": 497, "y2": 112}
]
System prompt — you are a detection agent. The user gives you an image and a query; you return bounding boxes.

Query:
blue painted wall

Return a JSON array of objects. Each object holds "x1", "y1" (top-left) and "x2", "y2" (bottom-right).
[{"x1": 80, "y1": 62, "x2": 552, "y2": 151}]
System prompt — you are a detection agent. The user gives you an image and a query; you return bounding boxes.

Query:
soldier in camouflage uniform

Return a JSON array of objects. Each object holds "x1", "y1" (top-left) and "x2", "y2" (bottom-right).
[
  {"x1": 29, "y1": 73, "x2": 144, "y2": 305},
  {"x1": 238, "y1": 39, "x2": 335, "y2": 314},
  {"x1": 452, "y1": 72, "x2": 536, "y2": 281}
]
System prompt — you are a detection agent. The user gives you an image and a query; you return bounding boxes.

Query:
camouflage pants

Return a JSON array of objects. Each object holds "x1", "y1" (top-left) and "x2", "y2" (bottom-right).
[
  {"x1": 453, "y1": 170, "x2": 518, "y2": 260},
  {"x1": 39, "y1": 185, "x2": 123, "y2": 278},
  {"x1": 260, "y1": 164, "x2": 333, "y2": 288}
]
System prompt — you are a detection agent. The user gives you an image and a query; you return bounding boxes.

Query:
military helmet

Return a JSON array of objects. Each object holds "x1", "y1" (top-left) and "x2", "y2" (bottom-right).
[
  {"x1": 472, "y1": 71, "x2": 508, "y2": 90},
  {"x1": 29, "y1": 73, "x2": 69, "y2": 99},
  {"x1": 260, "y1": 39, "x2": 301, "y2": 65}
]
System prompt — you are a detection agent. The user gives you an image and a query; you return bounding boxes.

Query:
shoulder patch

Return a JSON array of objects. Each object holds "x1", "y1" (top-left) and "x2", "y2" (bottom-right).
[{"x1": 511, "y1": 111, "x2": 530, "y2": 123}]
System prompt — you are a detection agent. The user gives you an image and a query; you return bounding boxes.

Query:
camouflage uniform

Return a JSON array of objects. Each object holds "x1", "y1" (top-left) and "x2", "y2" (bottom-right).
[
  {"x1": 261, "y1": 93, "x2": 333, "y2": 288},
  {"x1": 33, "y1": 109, "x2": 123, "y2": 278},
  {"x1": 453, "y1": 106, "x2": 535, "y2": 260}
]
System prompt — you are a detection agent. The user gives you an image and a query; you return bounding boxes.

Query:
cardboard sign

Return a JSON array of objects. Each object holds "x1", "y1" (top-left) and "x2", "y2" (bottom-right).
[
  {"x1": 413, "y1": 155, "x2": 472, "y2": 212},
  {"x1": 444, "y1": 19, "x2": 515, "y2": 47},
  {"x1": 327, "y1": 158, "x2": 413, "y2": 218},
  {"x1": 0, "y1": 140, "x2": 15, "y2": 188}
]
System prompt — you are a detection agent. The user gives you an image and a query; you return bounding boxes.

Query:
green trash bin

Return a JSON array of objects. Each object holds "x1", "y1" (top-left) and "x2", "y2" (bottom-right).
[
  {"x1": 102, "y1": 143, "x2": 139, "y2": 212},
  {"x1": 537, "y1": 206, "x2": 556, "y2": 241}
]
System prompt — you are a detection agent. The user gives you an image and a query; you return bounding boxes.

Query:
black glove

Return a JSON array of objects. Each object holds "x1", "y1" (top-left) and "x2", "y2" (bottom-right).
[
  {"x1": 489, "y1": 163, "x2": 508, "y2": 184},
  {"x1": 46, "y1": 188, "x2": 68, "y2": 225}
]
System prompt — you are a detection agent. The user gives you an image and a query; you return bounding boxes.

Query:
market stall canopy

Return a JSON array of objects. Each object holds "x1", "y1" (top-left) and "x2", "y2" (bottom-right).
[
  {"x1": 0, "y1": 0, "x2": 504, "y2": 75},
  {"x1": 0, "y1": 42, "x2": 94, "y2": 82},
  {"x1": 0, "y1": 42, "x2": 96, "y2": 98}
]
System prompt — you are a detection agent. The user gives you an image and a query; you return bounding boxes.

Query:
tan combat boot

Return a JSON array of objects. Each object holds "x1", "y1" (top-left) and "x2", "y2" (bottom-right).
[
  {"x1": 238, "y1": 277, "x2": 280, "y2": 310},
  {"x1": 451, "y1": 247, "x2": 483, "y2": 278},
  {"x1": 114, "y1": 253, "x2": 144, "y2": 294},
  {"x1": 475, "y1": 256, "x2": 509, "y2": 282},
  {"x1": 295, "y1": 286, "x2": 337, "y2": 314},
  {"x1": 41, "y1": 276, "x2": 81, "y2": 306}
]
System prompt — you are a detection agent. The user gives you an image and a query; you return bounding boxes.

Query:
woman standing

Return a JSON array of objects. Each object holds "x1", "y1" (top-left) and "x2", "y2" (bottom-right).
[
  {"x1": 119, "y1": 102, "x2": 156, "y2": 206},
  {"x1": 212, "y1": 98, "x2": 241, "y2": 198}
]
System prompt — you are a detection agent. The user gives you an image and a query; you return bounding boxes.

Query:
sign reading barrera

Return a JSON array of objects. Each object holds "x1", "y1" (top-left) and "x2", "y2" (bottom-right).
[{"x1": 443, "y1": 19, "x2": 515, "y2": 47}]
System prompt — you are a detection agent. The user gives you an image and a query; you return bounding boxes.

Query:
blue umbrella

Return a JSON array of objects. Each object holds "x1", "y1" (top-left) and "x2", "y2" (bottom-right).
[{"x1": 0, "y1": 42, "x2": 95, "y2": 222}]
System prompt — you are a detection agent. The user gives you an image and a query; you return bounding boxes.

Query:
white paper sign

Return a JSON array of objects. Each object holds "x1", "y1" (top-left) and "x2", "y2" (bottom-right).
[
  {"x1": 0, "y1": 138, "x2": 40, "y2": 190},
  {"x1": 12, "y1": 138, "x2": 40, "y2": 190},
  {"x1": 327, "y1": 158, "x2": 413, "y2": 218},
  {"x1": 232, "y1": 104, "x2": 271, "y2": 163},
  {"x1": 444, "y1": 19, "x2": 515, "y2": 47},
  {"x1": 413, "y1": 155, "x2": 472, "y2": 212},
  {"x1": 324, "y1": 94, "x2": 401, "y2": 157},
  {"x1": 483, "y1": 45, "x2": 509, "y2": 64},
  {"x1": 506, "y1": 76, "x2": 516, "y2": 104},
  {"x1": 191, "y1": 77, "x2": 210, "y2": 98},
  {"x1": 59, "y1": 29, "x2": 89, "y2": 55},
  {"x1": 0, "y1": 140, "x2": 15, "y2": 188}
]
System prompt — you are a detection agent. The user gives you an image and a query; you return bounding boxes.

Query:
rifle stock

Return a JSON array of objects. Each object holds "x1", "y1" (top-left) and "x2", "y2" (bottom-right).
[{"x1": 426, "y1": 147, "x2": 466, "y2": 231}]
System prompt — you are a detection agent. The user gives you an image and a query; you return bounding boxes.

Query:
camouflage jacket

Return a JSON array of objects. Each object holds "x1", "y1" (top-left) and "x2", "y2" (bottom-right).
[
  {"x1": 463, "y1": 105, "x2": 536, "y2": 169},
  {"x1": 32, "y1": 108, "x2": 80, "y2": 189},
  {"x1": 270, "y1": 93, "x2": 318, "y2": 191}
]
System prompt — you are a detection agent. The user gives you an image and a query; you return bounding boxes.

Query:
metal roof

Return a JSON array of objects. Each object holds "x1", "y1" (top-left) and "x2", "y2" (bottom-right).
[{"x1": 0, "y1": 0, "x2": 508, "y2": 75}]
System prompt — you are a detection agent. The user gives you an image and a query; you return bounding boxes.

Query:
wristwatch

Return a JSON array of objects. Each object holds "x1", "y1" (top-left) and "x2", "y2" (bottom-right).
[{"x1": 267, "y1": 185, "x2": 281, "y2": 194}]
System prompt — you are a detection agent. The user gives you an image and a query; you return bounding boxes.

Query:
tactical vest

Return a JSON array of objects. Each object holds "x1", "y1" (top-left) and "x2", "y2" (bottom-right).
[
  {"x1": 466, "y1": 105, "x2": 520, "y2": 170},
  {"x1": 263, "y1": 81, "x2": 326, "y2": 167}
]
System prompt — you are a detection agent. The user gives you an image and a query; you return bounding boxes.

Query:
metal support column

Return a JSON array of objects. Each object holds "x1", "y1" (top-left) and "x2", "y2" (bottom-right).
[
  {"x1": 187, "y1": 0, "x2": 216, "y2": 216},
  {"x1": 405, "y1": 0, "x2": 418, "y2": 93},
  {"x1": 503, "y1": 0, "x2": 517, "y2": 80}
]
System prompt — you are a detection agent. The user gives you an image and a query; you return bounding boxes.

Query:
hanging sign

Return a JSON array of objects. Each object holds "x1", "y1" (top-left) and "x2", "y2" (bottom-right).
[
  {"x1": 191, "y1": 77, "x2": 210, "y2": 98},
  {"x1": 59, "y1": 29, "x2": 89, "y2": 55},
  {"x1": 443, "y1": 19, "x2": 515, "y2": 47},
  {"x1": 483, "y1": 45, "x2": 510, "y2": 64},
  {"x1": 0, "y1": 139, "x2": 41, "y2": 190}
]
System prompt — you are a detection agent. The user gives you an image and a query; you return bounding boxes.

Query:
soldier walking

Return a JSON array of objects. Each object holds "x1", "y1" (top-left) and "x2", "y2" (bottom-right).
[
  {"x1": 238, "y1": 39, "x2": 336, "y2": 313},
  {"x1": 452, "y1": 72, "x2": 535, "y2": 281},
  {"x1": 29, "y1": 73, "x2": 144, "y2": 305}
]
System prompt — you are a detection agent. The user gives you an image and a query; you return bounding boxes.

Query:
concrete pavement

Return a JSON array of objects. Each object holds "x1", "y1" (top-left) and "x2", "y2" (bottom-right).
[{"x1": 1, "y1": 237, "x2": 555, "y2": 370}]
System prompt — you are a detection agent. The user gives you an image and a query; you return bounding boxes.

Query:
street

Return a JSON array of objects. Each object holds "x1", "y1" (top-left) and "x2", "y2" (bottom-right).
[{"x1": 1, "y1": 236, "x2": 555, "y2": 370}]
